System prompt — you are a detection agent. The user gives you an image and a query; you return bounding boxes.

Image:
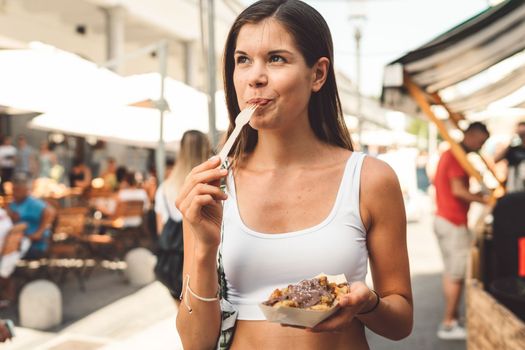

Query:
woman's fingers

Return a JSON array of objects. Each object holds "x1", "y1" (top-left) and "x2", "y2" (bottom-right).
[
  {"x1": 177, "y1": 167, "x2": 227, "y2": 207},
  {"x1": 338, "y1": 291, "x2": 366, "y2": 308},
  {"x1": 186, "y1": 194, "x2": 217, "y2": 222},
  {"x1": 188, "y1": 155, "x2": 221, "y2": 175},
  {"x1": 307, "y1": 284, "x2": 373, "y2": 333},
  {"x1": 178, "y1": 183, "x2": 227, "y2": 217}
]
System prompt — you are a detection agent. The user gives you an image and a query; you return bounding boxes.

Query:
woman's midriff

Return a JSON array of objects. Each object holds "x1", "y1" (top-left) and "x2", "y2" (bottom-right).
[{"x1": 229, "y1": 319, "x2": 370, "y2": 350}]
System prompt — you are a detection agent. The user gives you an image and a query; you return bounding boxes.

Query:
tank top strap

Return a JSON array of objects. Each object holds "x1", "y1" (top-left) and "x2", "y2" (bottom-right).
[{"x1": 338, "y1": 151, "x2": 367, "y2": 234}]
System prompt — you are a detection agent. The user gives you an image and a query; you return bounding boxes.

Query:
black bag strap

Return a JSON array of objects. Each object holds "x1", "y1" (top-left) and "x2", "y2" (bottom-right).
[{"x1": 218, "y1": 160, "x2": 229, "y2": 299}]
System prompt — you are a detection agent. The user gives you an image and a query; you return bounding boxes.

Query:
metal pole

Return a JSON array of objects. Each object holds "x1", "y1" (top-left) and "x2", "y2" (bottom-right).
[
  {"x1": 206, "y1": 0, "x2": 218, "y2": 148},
  {"x1": 98, "y1": 39, "x2": 169, "y2": 182},
  {"x1": 355, "y1": 26, "x2": 363, "y2": 149},
  {"x1": 105, "y1": 6, "x2": 125, "y2": 73},
  {"x1": 156, "y1": 40, "x2": 168, "y2": 183}
]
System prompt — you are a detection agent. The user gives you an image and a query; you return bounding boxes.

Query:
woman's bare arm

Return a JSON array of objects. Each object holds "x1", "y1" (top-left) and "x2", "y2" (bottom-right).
[
  {"x1": 310, "y1": 157, "x2": 413, "y2": 339},
  {"x1": 176, "y1": 222, "x2": 221, "y2": 350},
  {"x1": 175, "y1": 157, "x2": 228, "y2": 350},
  {"x1": 357, "y1": 157, "x2": 413, "y2": 340},
  {"x1": 156, "y1": 213, "x2": 164, "y2": 235}
]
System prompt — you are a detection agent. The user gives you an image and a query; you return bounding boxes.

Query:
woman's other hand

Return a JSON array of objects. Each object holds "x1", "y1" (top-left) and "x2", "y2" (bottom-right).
[
  {"x1": 176, "y1": 156, "x2": 228, "y2": 250},
  {"x1": 307, "y1": 282, "x2": 376, "y2": 333}
]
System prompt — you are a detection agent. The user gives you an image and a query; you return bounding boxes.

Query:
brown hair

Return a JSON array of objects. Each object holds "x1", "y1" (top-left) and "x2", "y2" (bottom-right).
[{"x1": 222, "y1": 0, "x2": 353, "y2": 166}]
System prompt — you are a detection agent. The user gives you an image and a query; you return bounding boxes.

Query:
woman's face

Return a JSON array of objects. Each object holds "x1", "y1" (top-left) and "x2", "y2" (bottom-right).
[{"x1": 233, "y1": 19, "x2": 322, "y2": 131}]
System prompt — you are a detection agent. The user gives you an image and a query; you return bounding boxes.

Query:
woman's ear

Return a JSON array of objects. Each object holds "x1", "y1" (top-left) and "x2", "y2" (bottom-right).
[{"x1": 311, "y1": 57, "x2": 330, "y2": 93}]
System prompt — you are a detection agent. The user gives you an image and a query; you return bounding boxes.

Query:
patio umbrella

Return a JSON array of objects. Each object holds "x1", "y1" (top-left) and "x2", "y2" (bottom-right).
[
  {"x1": 28, "y1": 79, "x2": 230, "y2": 148},
  {"x1": 0, "y1": 43, "x2": 129, "y2": 113},
  {"x1": 28, "y1": 105, "x2": 201, "y2": 149},
  {"x1": 122, "y1": 73, "x2": 230, "y2": 131}
]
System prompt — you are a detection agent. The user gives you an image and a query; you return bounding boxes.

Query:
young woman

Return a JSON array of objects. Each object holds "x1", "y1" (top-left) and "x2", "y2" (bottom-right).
[
  {"x1": 175, "y1": 1, "x2": 412, "y2": 349},
  {"x1": 155, "y1": 130, "x2": 212, "y2": 300}
]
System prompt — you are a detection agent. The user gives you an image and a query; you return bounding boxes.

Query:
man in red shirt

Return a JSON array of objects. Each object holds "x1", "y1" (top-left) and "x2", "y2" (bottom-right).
[{"x1": 433, "y1": 122, "x2": 489, "y2": 340}]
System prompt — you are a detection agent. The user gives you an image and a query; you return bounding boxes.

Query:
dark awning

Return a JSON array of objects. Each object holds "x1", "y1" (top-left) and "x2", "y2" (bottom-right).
[{"x1": 382, "y1": 0, "x2": 525, "y2": 117}]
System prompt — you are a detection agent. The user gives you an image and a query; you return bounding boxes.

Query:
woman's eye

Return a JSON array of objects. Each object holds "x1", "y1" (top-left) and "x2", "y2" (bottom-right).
[
  {"x1": 236, "y1": 56, "x2": 249, "y2": 64},
  {"x1": 269, "y1": 55, "x2": 286, "y2": 63}
]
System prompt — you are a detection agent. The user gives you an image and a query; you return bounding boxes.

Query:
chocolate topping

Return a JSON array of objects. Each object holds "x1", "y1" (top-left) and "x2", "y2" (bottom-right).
[{"x1": 264, "y1": 277, "x2": 340, "y2": 308}]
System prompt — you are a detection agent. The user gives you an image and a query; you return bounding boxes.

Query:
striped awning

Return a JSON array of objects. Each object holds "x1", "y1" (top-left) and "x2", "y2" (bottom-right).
[{"x1": 382, "y1": 0, "x2": 525, "y2": 117}]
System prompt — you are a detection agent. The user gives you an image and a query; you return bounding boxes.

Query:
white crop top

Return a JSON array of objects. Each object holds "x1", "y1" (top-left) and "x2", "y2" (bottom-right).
[{"x1": 221, "y1": 152, "x2": 368, "y2": 320}]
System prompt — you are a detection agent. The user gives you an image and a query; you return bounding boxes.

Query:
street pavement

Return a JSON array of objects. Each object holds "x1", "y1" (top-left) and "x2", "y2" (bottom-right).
[{"x1": 1, "y1": 194, "x2": 467, "y2": 349}]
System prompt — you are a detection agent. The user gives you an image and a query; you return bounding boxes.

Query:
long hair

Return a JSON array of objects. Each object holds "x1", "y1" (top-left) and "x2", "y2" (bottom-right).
[
  {"x1": 222, "y1": 0, "x2": 353, "y2": 166},
  {"x1": 163, "y1": 130, "x2": 211, "y2": 204}
]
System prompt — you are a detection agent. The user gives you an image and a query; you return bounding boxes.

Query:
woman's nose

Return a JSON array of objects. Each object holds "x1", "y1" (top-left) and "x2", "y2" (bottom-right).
[{"x1": 247, "y1": 62, "x2": 268, "y2": 88}]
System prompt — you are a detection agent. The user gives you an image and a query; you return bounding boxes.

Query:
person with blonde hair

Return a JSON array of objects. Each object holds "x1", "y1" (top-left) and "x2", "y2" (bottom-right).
[
  {"x1": 154, "y1": 130, "x2": 212, "y2": 300},
  {"x1": 155, "y1": 130, "x2": 212, "y2": 233}
]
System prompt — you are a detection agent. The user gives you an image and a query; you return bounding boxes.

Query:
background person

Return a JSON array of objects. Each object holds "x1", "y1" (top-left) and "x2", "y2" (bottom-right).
[
  {"x1": 68, "y1": 158, "x2": 92, "y2": 191},
  {"x1": 95, "y1": 171, "x2": 150, "y2": 226},
  {"x1": 0, "y1": 136, "x2": 16, "y2": 194},
  {"x1": 0, "y1": 212, "x2": 29, "y2": 307},
  {"x1": 175, "y1": 1, "x2": 413, "y2": 349},
  {"x1": 433, "y1": 121, "x2": 490, "y2": 340},
  {"x1": 154, "y1": 130, "x2": 211, "y2": 301},
  {"x1": 6, "y1": 173, "x2": 55, "y2": 260},
  {"x1": 155, "y1": 131, "x2": 211, "y2": 235},
  {"x1": 494, "y1": 120, "x2": 525, "y2": 193},
  {"x1": 38, "y1": 141, "x2": 58, "y2": 179},
  {"x1": 14, "y1": 135, "x2": 36, "y2": 178},
  {"x1": 100, "y1": 157, "x2": 118, "y2": 191}
]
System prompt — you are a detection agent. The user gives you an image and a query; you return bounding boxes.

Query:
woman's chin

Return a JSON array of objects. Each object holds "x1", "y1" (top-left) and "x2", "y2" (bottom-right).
[{"x1": 248, "y1": 115, "x2": 266, "y2": 130}]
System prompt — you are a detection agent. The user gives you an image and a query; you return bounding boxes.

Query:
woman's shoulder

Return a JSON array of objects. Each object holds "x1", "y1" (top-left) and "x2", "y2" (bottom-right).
[{"x1": 360, "y1": 155, "x2": 400, "y2": 194}]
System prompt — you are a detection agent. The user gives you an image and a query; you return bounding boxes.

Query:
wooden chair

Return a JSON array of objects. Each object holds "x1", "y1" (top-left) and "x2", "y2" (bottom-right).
[
  {"x1": 87, "y1": 186, "x2": 114, "y2": 200},
  {"x1": 48, "y1": 207, "x2": 91, "y2": 290},
  {"x1": 86, "y1": 200, "x2": 145, "y2": 262},
  {"x1": 104, "y1": 199, "x2": 144, "y2": 241}
]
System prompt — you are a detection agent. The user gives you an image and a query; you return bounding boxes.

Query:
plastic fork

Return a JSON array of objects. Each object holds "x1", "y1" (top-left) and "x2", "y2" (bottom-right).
[{"x1": 218, "y1": 104, "x2": 257, "y2": 164}]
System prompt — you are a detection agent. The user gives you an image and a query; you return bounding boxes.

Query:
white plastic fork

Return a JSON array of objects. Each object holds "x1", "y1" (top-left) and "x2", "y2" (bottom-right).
[{"x1": 218, "y1": 104, "x2": 257, "y2": 164}]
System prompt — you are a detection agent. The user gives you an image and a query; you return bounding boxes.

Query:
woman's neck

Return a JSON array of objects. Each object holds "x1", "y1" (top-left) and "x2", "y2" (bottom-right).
[{"x1": 247, "y1": 123, "x2": 332, "y2": 170}]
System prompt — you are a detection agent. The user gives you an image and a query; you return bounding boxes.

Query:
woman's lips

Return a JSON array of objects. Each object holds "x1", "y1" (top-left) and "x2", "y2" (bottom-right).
[{"x1": 248, "y1": 98, "x2": 272, "y2": 106}]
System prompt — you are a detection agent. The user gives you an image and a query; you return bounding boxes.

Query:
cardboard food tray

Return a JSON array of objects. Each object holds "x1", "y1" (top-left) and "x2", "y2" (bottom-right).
[{"x1": 258, "y1": 273, "x2": 347, "y2": 328}]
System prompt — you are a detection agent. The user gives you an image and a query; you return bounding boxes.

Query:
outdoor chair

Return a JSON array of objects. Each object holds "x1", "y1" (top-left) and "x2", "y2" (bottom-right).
[
  {"x1": 104, "y1": 199, "x2": 145, "y2": 249},
  {"x1": 48, "y1": 206, "x2": 92, "y2": 290},
  {"x1": 86, "y1": 199, "x2": 145, "y2": 263}
]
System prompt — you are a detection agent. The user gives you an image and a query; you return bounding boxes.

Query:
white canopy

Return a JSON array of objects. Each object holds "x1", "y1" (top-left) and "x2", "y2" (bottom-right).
[
  {"x1": 28, "y1": 73, "x2": 231, "y2": 147},
  {"x1": 0, "y1": 44, "x2": 129, "y2": 113},
  {"x1": 0, "y1": 44, "x2": 230, "y2": 146},
  {"x1": 30, "y1": 106, "x2": 182, "y2": 149},
  {"x1": 122, "y1": 73, "x2": 230, "y2": 131}
]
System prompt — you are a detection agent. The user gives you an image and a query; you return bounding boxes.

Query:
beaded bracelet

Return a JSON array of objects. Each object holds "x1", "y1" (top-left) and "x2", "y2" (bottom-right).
[
  {"x1": 183, "y1": 274, "x2": 219, "y2": 314},
  {"x1": 357, "y1": 289, "x2": 381, "y2": 315}
]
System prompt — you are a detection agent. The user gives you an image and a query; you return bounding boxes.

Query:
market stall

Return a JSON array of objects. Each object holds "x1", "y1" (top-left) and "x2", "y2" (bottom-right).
[{"x1": 381, "y1": 0, "x2": 525, "y2": 348}]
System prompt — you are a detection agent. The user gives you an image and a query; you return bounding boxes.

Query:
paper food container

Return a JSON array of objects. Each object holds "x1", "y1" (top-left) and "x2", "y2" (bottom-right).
[{"x1": 258, "y1": 273, "x2": 348, "y2": 328}]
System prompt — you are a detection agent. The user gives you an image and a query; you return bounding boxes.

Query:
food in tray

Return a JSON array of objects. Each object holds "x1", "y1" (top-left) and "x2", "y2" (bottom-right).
[{"x1": 263, "y1": 275, "x2": 350, "y2": 311}]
